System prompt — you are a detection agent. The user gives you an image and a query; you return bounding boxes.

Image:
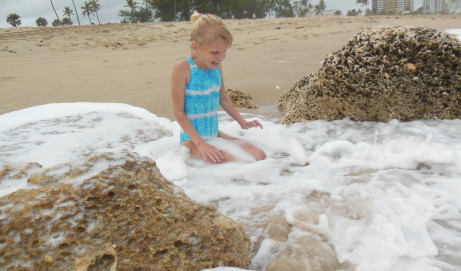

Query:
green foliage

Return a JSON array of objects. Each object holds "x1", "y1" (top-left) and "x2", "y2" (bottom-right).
[
  {"x1": 365, "y1": 8, "x2": 378, "y2": 15},
  {"x1": 52, "y1": 19, "x2": 62, "y2": 26},
  {"x1": 119, "y1": 7, "x2": 153, "y2": 23},
  {"x1": 356, "y1": 0, "x2": 368, "y2": 7},
  {"x1": 6, "y1": 13, "x2": 21, "y2": 27},
  {"x1": 314, "y1": 0, "x2": 326, "y2": 16},
  {"x1": 36, "y1": 17, "x2": 48, "y2": 27},
  {"x1": 82, "y1": 1, "x2": 93, "y2": 23},
  {"x1": 273, "y1": 0, "x2": 295, "y2": 17},
  {"x1": 293, "y1": 0, "x2": 313, "y2": 17},
  {"x1": 347, "y1": 9, "x2": 362, "y2": 16},
  {"x1": 126, "y1": 0, "x2": 298, "y2": 22},
  {"x1": 89, "y1": 0, "x2": 102, "y2": 24},
  {"x1": 63, "y1": 7, "x2": 74, "y2": 19},
  {"x1": 119, "y1": 0, "x2": 154, "y2": 23},
  {"x1": 82, "y1": 0, "x2": 101, "y2": 24},
  {"x1": 413, "y1": 7, "x2": 424, "y2": 14},
  {"x1": 62, "y1": 17, "x2": 73, "y2": 25}
]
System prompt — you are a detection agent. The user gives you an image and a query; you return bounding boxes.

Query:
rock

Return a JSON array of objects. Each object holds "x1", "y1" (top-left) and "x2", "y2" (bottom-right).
[
  {"x1": 225, "y1": 89, "x2": 257, "y2": 109},
  {"x1": 0, "y1": 153, "x2": 250, "y2": 270},
  {"x1": 279, "y1": 25, "x2": 461, "y2": 124}
]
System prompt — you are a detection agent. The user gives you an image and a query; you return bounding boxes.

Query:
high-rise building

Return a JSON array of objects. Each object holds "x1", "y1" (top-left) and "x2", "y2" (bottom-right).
[
  {"x1": 423, "y1": 0, "x2": 446, "y2": 13},
  {"x1": 377, "y1": 0, "x2": 414, "y2": 13},
  {"x1": 372, "y1": 0, "x2": 378, "y2": 11},
  {"x1": 446, "y1": 0, "x2": 461, "y2": 13}
]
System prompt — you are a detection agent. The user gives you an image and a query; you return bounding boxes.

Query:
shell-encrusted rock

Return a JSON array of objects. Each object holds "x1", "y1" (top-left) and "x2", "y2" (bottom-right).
[
  {"x1": 279, "y1": 25, "x2": 461, "y2": 124},
  {"x1": 0, "y1": 153, "x2": 251, "y2": 270}
]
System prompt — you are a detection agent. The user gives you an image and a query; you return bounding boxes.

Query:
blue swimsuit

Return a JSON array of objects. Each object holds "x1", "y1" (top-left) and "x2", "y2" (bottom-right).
[{"x1": 180, "y1": 57, "x2": 221, "y2": 143}]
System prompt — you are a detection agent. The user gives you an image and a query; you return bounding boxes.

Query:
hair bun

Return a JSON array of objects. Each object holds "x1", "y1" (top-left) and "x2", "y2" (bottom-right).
[{"x1": 190, "y1": 11, "x2": 202, "y2": 24}]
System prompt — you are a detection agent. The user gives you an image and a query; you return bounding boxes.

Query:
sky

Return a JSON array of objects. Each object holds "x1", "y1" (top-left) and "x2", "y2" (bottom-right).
[{"x1": 0, "y1": 0, "x2": 413, "y2": 28}]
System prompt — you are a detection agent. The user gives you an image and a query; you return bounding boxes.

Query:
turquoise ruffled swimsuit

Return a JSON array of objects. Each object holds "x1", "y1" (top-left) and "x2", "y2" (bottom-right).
[{"x1": 180, "y1": 57, "x2": 221, "y2": 143}]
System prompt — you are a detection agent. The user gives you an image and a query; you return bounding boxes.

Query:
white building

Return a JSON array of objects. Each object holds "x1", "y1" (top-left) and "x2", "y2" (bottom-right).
[
  {"x1": 447, "y1": 0, "x2": 461, "y2": 13},
  {"x1": 423, "y1": 0, "x2": 445, "y2": 13},
  {"x1": 322, "y1": 9, "x2": 342, "y2": 16},
  {"x1": 377, "y1": 0, "x2": 414, "y2": 13}
]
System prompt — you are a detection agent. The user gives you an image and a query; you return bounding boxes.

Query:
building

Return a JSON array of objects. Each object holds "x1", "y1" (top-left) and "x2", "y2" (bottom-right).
[
  {"x1": 377, "y1": 0, "x2": 414, "y2": 13},
  {"x1": 322, "y1": 9, "x2": 342, "y2": 16},
  {"x1": 423, "y1": 0, "x2": 446, "y2": 13},
  {"x1": 447, "y1": 0, "x2": 461, "y2": 13},
  {"x1": 372, "y1": 0, "x2": 378, "y2": 11},
  {"x1": 374, "y1": 0, "x2": 460, "y2": 14}
]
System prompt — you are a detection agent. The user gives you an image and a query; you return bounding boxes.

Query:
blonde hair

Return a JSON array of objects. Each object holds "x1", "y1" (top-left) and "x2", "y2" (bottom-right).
[{"x1": 190, "y1": 11, "x2": 233, "y2": 47}]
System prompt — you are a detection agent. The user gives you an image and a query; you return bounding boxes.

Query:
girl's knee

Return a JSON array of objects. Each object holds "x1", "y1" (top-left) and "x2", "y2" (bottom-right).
[
  {"x1": 253, "y1": 148, "x2": 266, "y2": 161},
  {"x1": 241, "y1": 142, "x2": 266, "y2": 161}
]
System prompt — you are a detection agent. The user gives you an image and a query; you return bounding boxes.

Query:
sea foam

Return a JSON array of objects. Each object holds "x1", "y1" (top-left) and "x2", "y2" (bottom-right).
[{"x1": 1, "y1": 102, "x2": 460, "y2": 270}]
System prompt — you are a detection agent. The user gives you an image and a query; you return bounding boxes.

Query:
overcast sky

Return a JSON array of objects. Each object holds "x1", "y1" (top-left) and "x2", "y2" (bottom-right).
[{"x1": 0, "y1": 0, "x2": 424, "y2": 28}]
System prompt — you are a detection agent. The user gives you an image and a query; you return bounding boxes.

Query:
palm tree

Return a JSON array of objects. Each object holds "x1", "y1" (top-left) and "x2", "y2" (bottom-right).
[
  {"x1": 82, "y1": 1, "x2": 93, "y2": 24},
  {"x1": 295, "y1": 0, "x2": 312, "y2": 17},
  {"x1": 72, "y1": 0, "x2": 81, "y2": 25},
  {"x1": 62, "y1": 17, "x2": 73, "y2": 25},
  {"x1": 50, "y1": 0, "x2": 60, "y2": 21},
  {"x1": 6, "y1": 13, "x2": 21, "y2": 27},
  {"x1": 36, "y1": 17, "x2": 48, "y2": 27},
  {"x1": 63, "y1": 7, "x2": 74, "y2": 21},
  {"x1": 124, "y1": 0, "x2": 139, "y2": 23},
  {"x1": 356, "y1": 0, "x2": 369, "y2": 8},
  {"x1": 89, "y1": 0, "x2": 101, "y2": 24},
  {"x1": 314, "y1": 0, "x2": 326, "y2": 16},
  {"x1": 52, "y1": 19, "x2": 62, "y2": 26},
  {"x1": 126, "y1": 0, "x2": 139, "y2": 16},
  {"x1": 142, "y1": 0, "x2": 151, "y2": 21}
]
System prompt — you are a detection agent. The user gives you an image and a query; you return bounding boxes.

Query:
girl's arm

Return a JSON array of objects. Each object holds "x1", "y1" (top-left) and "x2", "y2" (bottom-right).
[
  {"x1": 219, "y1": 66, "x2": 263, "y2": 129},
  {"x1": 171, "y1": 60, "x2": 224, "y2": 163}
]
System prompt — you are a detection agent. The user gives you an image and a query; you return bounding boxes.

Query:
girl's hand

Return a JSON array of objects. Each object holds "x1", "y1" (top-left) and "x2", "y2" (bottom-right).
[
  {"x1": 197, "y1": 142, "x2": 224, "y2": 163},
  {"x1": 240, "y1": 119, "x2": 263, "y2": 129}
]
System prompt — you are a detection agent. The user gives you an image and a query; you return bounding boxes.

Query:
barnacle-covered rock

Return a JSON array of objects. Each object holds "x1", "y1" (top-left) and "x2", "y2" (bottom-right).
[
  {"x1": 279, "y1": 25, "x2": 461, "y2": 124},
  {"x1": 226, "y1": 88, "x2": 257, "y2": 109},
  {"x1": 0, "y1": 153, "x2": 250, "y2": 270}
]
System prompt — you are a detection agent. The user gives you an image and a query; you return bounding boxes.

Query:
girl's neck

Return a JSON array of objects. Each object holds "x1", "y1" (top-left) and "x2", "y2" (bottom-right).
[{"x1": 190, "y1": 54, "x2": 210, "y2": 71}]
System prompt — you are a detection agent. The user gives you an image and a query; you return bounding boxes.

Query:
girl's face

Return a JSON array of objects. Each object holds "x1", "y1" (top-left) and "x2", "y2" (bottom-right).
[{"x1": 192, "y1": 37, "x2": 228, "y2": 70}]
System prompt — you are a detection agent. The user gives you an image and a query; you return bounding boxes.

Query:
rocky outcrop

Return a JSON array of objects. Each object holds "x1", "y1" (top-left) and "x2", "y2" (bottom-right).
[
  {"x1": 0, "y1": 153, "x2": 250, "y2": 270},
  {"x1": 226, "y1": 88, "x2": 257, "y2": 109},
  {"x1": 279, "y1": 25, "x2": 461, "y2": 124}
]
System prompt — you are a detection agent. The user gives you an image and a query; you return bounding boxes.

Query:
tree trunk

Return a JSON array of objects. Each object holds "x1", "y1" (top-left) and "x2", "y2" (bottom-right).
[
  {"x1": 72, "y1": 0, "x2": 81, "y2": 25},
  {"x1": 50, "y1": 0, "x2": 60, "y2": 20}
]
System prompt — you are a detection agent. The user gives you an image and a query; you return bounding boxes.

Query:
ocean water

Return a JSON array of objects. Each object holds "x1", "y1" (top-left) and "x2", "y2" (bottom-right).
[{"x1": 1, "y1": 102, "x2": 460, "y2": 271}]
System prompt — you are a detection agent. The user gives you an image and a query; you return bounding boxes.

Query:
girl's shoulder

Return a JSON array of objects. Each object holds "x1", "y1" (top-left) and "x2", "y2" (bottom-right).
[
  {"x1": 173, "y1": 58, "x2": 190, "y2": 69},
  {"x1": 172, "y1": 58, "x2": 191, "y2": 74},
  {"x1": 172, "y1": 58, "x2": 191, "y2": 83}
]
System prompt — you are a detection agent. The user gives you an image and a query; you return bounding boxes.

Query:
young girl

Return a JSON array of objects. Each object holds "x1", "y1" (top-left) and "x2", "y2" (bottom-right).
[{"x1": 171, "y1": 12, "x2": 266, "y2": 164}]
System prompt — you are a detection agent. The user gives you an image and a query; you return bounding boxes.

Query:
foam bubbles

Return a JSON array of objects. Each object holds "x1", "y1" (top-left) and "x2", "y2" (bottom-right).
[
  {"x1": 446, "y1": 29, "x2": 461, "y2": 41},
  {"x1": 1, "y1": 103, "x2": 461, "y2": 270}
]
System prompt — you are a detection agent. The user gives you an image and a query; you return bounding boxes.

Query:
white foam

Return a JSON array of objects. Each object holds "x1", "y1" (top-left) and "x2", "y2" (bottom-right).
[
  {"x1": 155, "y1": 145, "x2": 191, "y2": 181},
  {"x1": 446, "y1": 29, "x2": 461, "y2": 41},
  {"x1": 1, "y1": 103, "x2": 461, "y2": 270}
]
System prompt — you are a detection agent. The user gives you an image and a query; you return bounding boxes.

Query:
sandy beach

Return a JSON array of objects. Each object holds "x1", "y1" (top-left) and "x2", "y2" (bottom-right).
[{"x1": 1, "y1": 15, "x2": 461, "y2": 120}]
